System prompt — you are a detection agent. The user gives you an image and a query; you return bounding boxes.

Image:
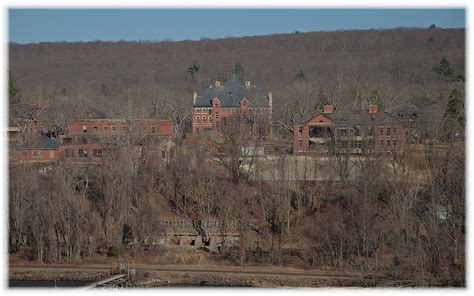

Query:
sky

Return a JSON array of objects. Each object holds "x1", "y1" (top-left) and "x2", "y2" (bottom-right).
[{"x1": 8, "y1": 9, "x2": 465, "y2": 44}]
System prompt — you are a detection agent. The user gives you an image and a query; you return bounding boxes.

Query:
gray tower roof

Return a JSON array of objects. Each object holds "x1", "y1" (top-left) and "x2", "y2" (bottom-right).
[{"x1": 194, "y1": 74, "x2": 270, "y2": 108}]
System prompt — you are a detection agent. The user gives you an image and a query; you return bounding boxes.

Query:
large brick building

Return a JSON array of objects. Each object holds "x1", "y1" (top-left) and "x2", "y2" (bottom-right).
[
  {"x1": 58, "y1": 118, "x2": 176, "y2": 162},
  {"x1": 192, "y1": 74, "x2": 272, "y2": 139},
  {"x1": 293, "y1": 105, "x2": 406, "y2": 154}
]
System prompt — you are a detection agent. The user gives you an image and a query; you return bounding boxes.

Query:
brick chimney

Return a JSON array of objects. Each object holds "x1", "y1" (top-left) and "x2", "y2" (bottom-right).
[
  {"x1": 245, "y1": 81, "x2": 251, "y2": 88},
  {"x1": 368, "y1": 104, "x2": 379, "y2": 113},
  {"x1": 193, "y1": 92, "x2": 197, "y2": 105},
  {"x1": 323, "y1": 105, "x2": 334, "y2": 114},
  {"x1": 214, "y1": 81, "x2": 221, "y2": 88}
]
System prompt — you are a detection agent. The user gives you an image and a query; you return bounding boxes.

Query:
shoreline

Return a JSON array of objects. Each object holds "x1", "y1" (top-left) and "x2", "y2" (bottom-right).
[{"x1": 9, "y1": 263, "x2": 460, "y2": 287}]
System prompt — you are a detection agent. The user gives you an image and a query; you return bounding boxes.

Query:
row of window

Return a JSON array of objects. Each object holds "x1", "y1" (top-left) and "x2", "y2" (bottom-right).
[
  {"x1": 296, "y1": 138, "x2": 398, "y2": 150},
  {"x1": 81, "y1": 125, "x2": 159, "y2": 134},
  {"x1": 63, "y1": 137, "x2": 102, "y2": 144},
  {"x1": 65, "y1": 148, "x2": 103, "y2": 158},
  {"x1": 194, "y1": 108, "x2": 212, "y2": 114},
  {"x1": 194, "y1": 107, "x2": 267, "y2": 114},
  {"x1": 338, "y1": 140, "x2": 364, "y2": 148},
  {"x1": 195, "y1": 115, "x2": 213, "y2": 123},
  {"x1": 337, "y1": 128, "x2": 372, "y2": 137},
  {"x1": 298, "y1": 126, "x2": 400, "y2": 141},
  {"x1": 379, "y1": 138, "x2": 398, "y2": 148},
  {"x1": 22, "y1": 150, "x2": 55, "y2": 158},
  {"x1": 337, "y1": 139, "x2": 398, "y2": 149},
  {"x1": 83, "y1": 125, "x2": 118, "y2": 132},
  {"x1": 379, "y1": 126, "x2": 398, "y2": 138}
]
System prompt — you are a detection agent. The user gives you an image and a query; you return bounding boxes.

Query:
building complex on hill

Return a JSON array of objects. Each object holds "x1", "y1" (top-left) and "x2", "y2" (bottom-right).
[
  {"x1": 9, "y1": 75, "x2": 417, "y2": 168},
  {"x1": 10, "y1": 108, "x2": 176, "y2": 165}
]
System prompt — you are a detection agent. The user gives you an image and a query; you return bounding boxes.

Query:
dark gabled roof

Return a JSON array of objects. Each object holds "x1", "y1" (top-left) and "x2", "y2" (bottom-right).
[
  {"x1": 329, "y1": 110, "x2": 402, "y2": 126},
  {"x1": 295, "y1": 109, "x2": 403, "y2": 126},
  {"x1": 18, "y1": 135, "x2": 59, "y2": 150},
  {"x1": 392, "y1": 105, "x2": 423, "y2": 120},
  {"x1": 294, "y1": 110, "x2": 331, "y2": 124},
  {"x1": 194, "y1": 73, "x2": 270, "y2": 108}
]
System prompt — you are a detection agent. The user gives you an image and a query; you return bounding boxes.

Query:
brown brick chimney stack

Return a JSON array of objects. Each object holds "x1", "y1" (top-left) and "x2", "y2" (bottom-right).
[
  {"x1": 323, "y1": 105, "x2": 334, "y2": 114},
  {"x1": 368, "y1": 104, "x2": 379, "y2": 113}
]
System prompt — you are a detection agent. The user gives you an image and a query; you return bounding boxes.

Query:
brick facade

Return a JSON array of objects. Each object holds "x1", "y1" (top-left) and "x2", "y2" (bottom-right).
[
  {"x1": 16, "y1": 148, "x2": 59, "y2": 163},
  {"x1": 59, "y1": 118, "x2": 176, "y2": 162},
  {"x1": 12, "y1": 118, "x2": 176, "y2": 164},
  {"x1": 67, "y1": 118, "x2": 175, "y2": 136},
  {"x1": 293, "y1": 105, "x2": 406, "y2": 154}
]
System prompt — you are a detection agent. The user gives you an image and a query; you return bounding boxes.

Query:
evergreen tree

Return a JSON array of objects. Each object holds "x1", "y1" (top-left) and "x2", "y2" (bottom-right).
[
  {"x1": 295, "y1": 70, "x2": 306, "y2": 82},
  {"x1": 445, "y1": 89, "x2": 464, "y2": 125},
  {"x1": 233, "y1": 62, "x2": 245, "y2": 79},
  {"x1": 435, "y1": 58, "x2": 455, "y2": 78},
  {"x1": 187, "y1": 61, "x2": 200, "y2": 80},
  {"x1": 9, "y1": 72, "x2": 21, "y2": 104}
]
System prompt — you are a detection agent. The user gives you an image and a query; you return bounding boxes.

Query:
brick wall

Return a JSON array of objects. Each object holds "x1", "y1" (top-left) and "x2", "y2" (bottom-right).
[
  {"x1": 192, "y1": 100, "x2": 272, "y2": 138},
  {"x1": 67, "y1": 119, "x2": 176, "y2": 137},
  {"x1": 16, "y1": 148, "x2": 59, "y2": 162}
]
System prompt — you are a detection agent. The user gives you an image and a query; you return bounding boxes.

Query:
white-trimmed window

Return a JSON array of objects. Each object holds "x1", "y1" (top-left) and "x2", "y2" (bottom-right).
[
  {"x1": 79, "y1": 149, "x2": 88, "y2": 158},
  {"x1": 93, "y1": 149, "x2": 103, "y2": 158}
]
